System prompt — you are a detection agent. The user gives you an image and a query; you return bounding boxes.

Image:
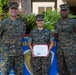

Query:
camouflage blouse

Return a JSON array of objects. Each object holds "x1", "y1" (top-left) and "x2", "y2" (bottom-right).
[
  {"x1": 28, "y1": 28, "x2": 54, "y2": 45},
  {"x1": 0, "y1": 17, "x2": 26, "y2": 56},
  {"x1": 55, "y1": 18, "x2": 76, "y2": 49}
]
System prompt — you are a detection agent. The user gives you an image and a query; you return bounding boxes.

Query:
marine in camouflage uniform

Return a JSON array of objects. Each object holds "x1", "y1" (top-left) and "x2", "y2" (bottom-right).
[
  {"x1": 54, "y1": 4, "x2": 76, "y2": 75},
  {"x1": 28, "y1": 14, "x2": 54, "y2": 75},
  {"x1": 0, "y1": 2, "x2": 26, "y2": 75}
]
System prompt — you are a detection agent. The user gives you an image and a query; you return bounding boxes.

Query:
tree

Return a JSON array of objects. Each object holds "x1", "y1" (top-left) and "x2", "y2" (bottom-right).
[
  {"x1": 0, "y1": 0, "x2": 8, "y2": 20},
  {"x1": 21, "y1": 0, "x2": 31, "y2": 15}
]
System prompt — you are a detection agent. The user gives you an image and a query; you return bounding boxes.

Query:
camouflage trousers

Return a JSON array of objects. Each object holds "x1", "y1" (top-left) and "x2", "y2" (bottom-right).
[
  {"x1": 30, "y1": 54, "x2": 51, "y2": 75},
  {"x1": 57, "y1": 47, "x2": 76, "y2": 75},
  {"x1": 0, "y1": 55, "x2": 24, "y2": 75}
]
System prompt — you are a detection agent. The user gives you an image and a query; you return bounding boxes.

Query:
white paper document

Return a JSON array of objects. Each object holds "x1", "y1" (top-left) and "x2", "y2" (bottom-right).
[{"x1": 33, "y1": 45, "x2": 48, "y2": 57}]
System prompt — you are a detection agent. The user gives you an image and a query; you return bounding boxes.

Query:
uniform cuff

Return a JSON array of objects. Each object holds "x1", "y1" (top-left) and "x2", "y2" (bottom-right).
[
  {"x1": 50, "y1": 37, "x2": 55, "y2": 41},
  {"x1": 28, "y1": 37, "x2": 32, "y2": 42}
]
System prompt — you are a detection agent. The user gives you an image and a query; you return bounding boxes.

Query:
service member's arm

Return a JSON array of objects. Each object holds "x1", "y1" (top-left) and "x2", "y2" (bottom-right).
[
  {"x1": 73, "y1": 19, "x2": 76, "y2": 32},
  {"x1": 46, "y1": 31, "x2": 54, "y2": 57},
  {"x1": 53, "y1": 22, "x2": 59, "y2": 41},
  {"x1": 48, "y1": 41, "x2": 54, "y2": 51},
  {"x1": 28, "y1": 30, "x2": 33, "y2": 51},
  {"x1": 28, "y1": 42, "x2": 33, "y2": 51},
  {"x1": 23, "y1": 22, "x2": 26, "y2": 34},
  {"x1": 0, "y1": 21, "x2": 5, "y2": 38},
  {"x1": 48, "y1": 31, "x2": 54, "y2": 51},
  {"x1": 19, "y1": 20, "x2": 26, "y2": 37}
]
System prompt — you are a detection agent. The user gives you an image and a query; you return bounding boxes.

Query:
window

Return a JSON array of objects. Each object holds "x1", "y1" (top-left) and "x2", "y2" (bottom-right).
[
  {"x1": 38, "y1": 7, "x2": 45, "y2": 14},
  {"x1": 38, "y1": 7, "x2": 52, "y2": 14},
  {"x1": 46, "y1": 7, "x2": 52, "y2": 12}
]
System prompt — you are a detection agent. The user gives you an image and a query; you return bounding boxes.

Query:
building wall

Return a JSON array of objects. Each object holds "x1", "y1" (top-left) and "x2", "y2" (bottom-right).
[
  {"x1": 9, "y1": 0, "x2": 76, "y2": 15},
  {"x1": 32, "y1": 0, "x2": 68, "y2": 14},
  {"x1": 33, "y1": 2, "x2": 55, "y2": 14},
  {"x1": 21, "y1": 0, "x2": 31, "y2": 14}
]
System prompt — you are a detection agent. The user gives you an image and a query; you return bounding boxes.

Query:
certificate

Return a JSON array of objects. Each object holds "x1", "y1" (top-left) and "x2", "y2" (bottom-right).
[{"x1": 32, "y1": 45, "x2": 48, "y2": 57}]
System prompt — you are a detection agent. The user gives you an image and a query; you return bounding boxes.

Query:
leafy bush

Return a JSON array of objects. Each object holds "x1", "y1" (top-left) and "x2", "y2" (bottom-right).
[
  {"x1": 0, "y1": 12, "x2": 9, "y2": 20},
  {"x1": 0, "y1": 0, "x2": 8, "y2": 20},
  {"x1": 43, "y1": 10, "x2": 61, "y2": 32},
  {"x1": 19, "y1": 13, "x2": 37, "y2": 34}
]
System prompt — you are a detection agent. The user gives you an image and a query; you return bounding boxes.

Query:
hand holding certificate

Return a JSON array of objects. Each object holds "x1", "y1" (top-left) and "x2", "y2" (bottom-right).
[{"x1": 32, "y1": 45, "x2": 49, "y2": 57}]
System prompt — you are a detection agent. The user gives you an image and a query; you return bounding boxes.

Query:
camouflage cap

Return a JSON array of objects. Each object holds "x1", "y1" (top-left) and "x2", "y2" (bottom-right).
[
  {"x1": 36, "y1": 14, "x2": 44, "y2": 21},
  {"x1": 60, "y1": 4, "x2": 69, "y2": 11},
  {"x1": 9, "y1": 2, "x2": 19, "y2": 9}
]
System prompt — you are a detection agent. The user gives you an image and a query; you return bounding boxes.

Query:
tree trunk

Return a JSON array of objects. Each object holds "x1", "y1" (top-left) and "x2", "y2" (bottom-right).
[{"x1": 21, "y1": 0, "x2": 31, "y2": 15}]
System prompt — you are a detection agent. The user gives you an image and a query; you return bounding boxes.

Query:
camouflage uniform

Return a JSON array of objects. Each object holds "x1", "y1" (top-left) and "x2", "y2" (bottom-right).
[
  {"x1": 28, "y1": 27, "x2": 54, "y2": 75},
  {"x1": 0, "y1": 16, "x2": 26, "y2": 75},
  {"x1": 55, "y1": 17, "x2": 76, "y2": 75}
]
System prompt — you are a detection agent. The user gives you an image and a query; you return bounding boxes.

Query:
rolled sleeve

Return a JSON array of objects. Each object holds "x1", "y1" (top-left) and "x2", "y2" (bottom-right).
[
  {"x1": 54, "y1": 22, "x2": 59, "y2": 34},
  {"x1": 54, "y1": 30, "x2": 58, "y2": 34},
  {"x1": 0, "y1": 21, "x2": 3, "y2": 36},
  {"x1": 28, "y1": 30, "x2": 33, "y2": 42},
  {"x1": 28, "y1": 37, "x2": 32, "y2": 42},
  {"x1": 73, "y1": 19, "x2": 76, "y2": 32},
  {"x1": 50, "y1": 36, "x2": 55, "y2": 41},
  {"x1": 49, "y1": 30, "x2": 55, "y2": 41},
  {"x1": 22, "y1": 22, "x2": 26, "y2": 34}
]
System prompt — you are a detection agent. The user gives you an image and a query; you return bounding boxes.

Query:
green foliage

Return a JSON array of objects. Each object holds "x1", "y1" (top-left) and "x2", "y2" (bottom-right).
[
  {"x1": 24, "y1": 14, "x2": 37, "y2": 34},
  {"x1": 43, "y1": 10, "x2": 61, "y2": 32},
  {"x1": 0, "y1": 0, "x2": 8, "y2": 20},
  {"x1": 19, "y1": 14, "x2": 37, "y2": 34},
  {"x1": 0, "y1": 12, "x2": 10, "y2": 20},
  {"x1": 0, "y1": 0, "x2": 8, "y2": 13}
]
